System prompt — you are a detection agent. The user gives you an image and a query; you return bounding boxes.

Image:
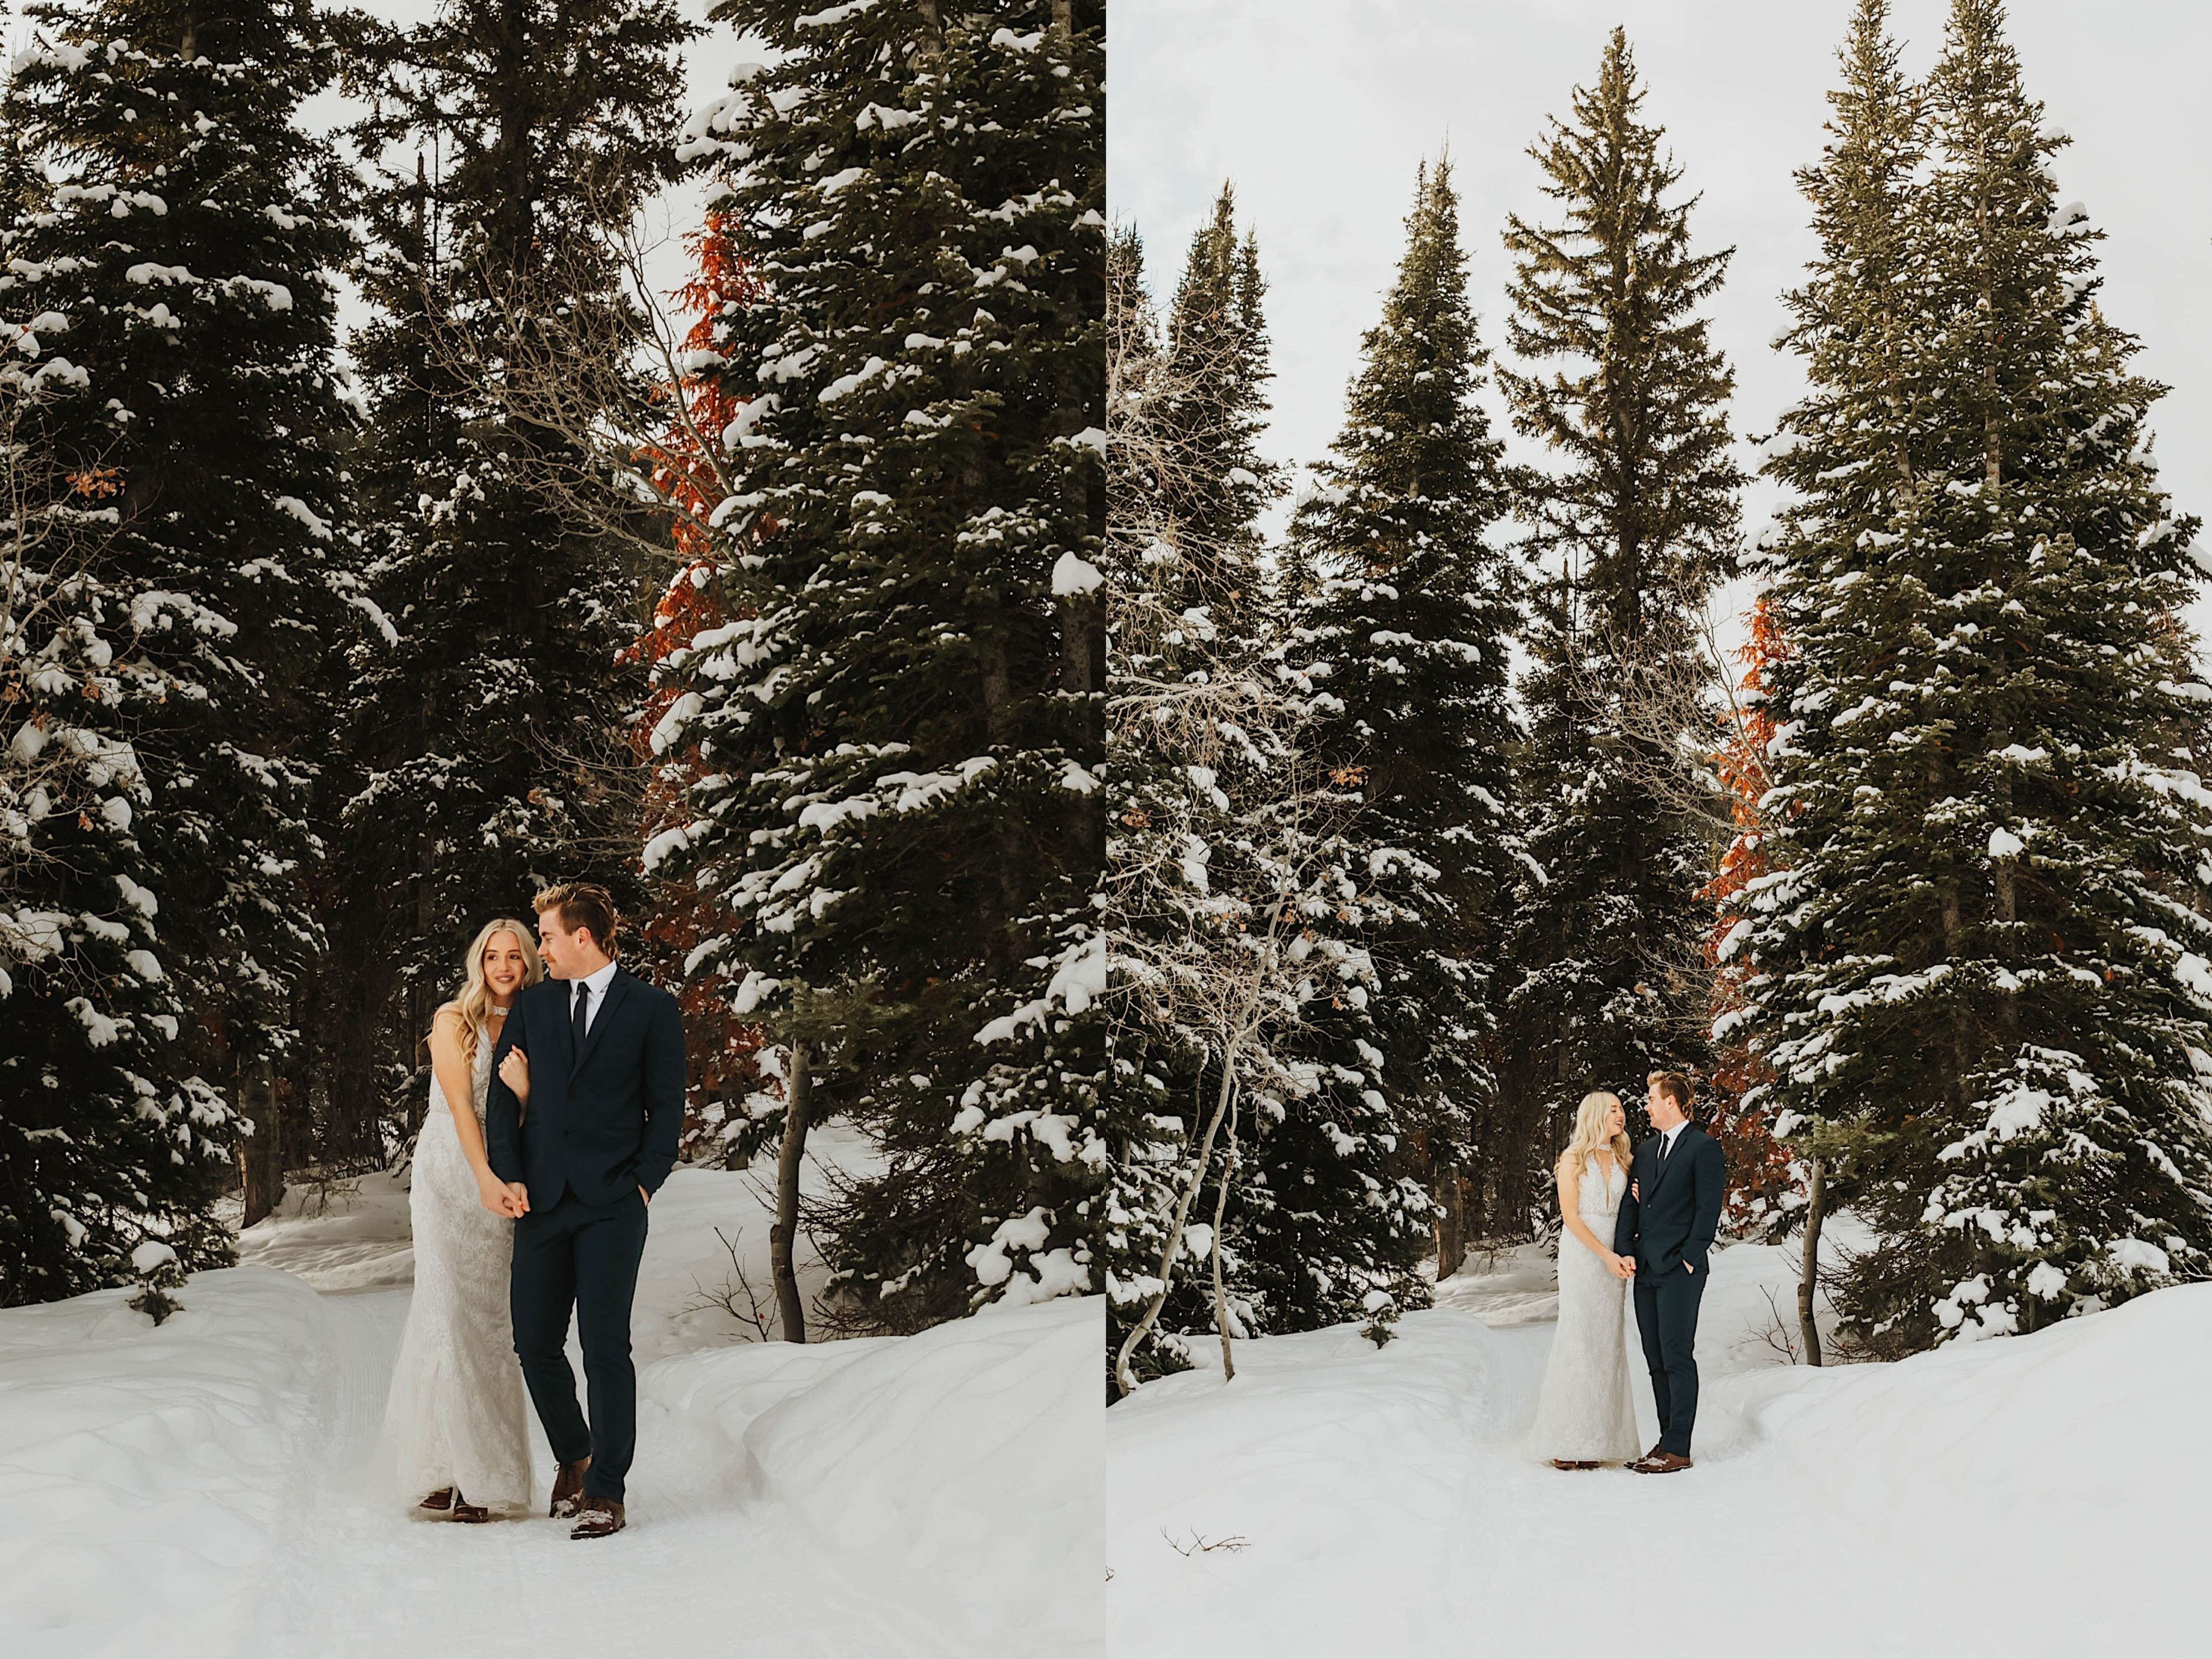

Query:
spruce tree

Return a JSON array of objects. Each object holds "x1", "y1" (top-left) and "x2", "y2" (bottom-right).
[
  {"x1": 0, "y1": 294, "x2": 233, "y2": 1303},
  {"x1": 1100, "y1": 223, "x2": 1196, "y2": 1381},
  {"x1": 651, "y1": 0, "x2": 1104, "y2": 1328},
  {"x1": 1103, "y1": 203, "x2": 1287, "y2": 1375},
  {"x1": 326, "y1": 0, "x2": 693, "y2": 1153},
  {"x1": 1288, "y1": 155, "x2": 1518, "y2": 1275},
  {"x1": 1735, "y1": 0, "x2": 2212, "y2": 1351},
  {"x1": 1494, "y1": 27, "x2": 1743, "y2": 1225},
  {"x1": 1104, "y1": 195, "x2": 1430, "y2": 1383},
  {"x1": 1157, "y1": 183, "x2": 1280, "y2": 594},
  {"x1": 1, "y1": 0, "x2": 358, "y2": 1277}
]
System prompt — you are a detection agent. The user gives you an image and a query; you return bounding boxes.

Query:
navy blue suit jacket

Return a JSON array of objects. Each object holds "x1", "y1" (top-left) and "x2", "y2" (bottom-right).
[
  {"x1": 1611, "y1": 1124, "x2": 1726, "y2": 1282},
  {"x1": 485, "y1": 966, "x2": 686, "y2": 1209}
]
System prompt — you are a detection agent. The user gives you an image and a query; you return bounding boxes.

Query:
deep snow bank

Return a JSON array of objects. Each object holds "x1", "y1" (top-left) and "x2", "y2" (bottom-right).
[
  {"x1": 1114, "y1": 1253, "x2": 2208, "y2": 1658},
  {"x1": 737, "y1": 1295, "x2": 1101, "y2": 1650},
  {"x1": 1743, "y1": 1280, "x2": 2212, "y2": 1632},
  {"x1": 644, "y1": 1294, "x2": 1103, "y2": 1650},
  {"x1": 0, "y1": 1269, "x2": 330, "y2": 1656}
]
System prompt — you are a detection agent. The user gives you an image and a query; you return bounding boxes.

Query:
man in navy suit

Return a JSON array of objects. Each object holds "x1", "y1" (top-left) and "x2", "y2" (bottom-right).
[
  {"x1": 1610, "y1": 1070, "x2": 1726, "y2": 1473},
  {"x1": 485, "y1": 883, "x2": 686, "y2": 1539}
]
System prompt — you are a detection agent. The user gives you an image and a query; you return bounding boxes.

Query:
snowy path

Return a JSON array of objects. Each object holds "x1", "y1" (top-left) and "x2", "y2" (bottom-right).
[
  {"x1": 240, "y1": 1286, "x2": 950, "y2": 1659},
  {"x1": 5, "y1": 1156, "x2": 1099, "y2": 1658},
  {"x1": 1110, "y1": 1238, "x2": 2206, "y2": 1658}
]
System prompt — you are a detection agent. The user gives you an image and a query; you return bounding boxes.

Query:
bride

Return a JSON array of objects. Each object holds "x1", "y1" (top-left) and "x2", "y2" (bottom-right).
[
  {"x1": 374, "y1": 919, "x2": 542, "y2": 1520},
  {"x1": 1526, "y1": 1089, "x2": 1641, "y2": 1469}
]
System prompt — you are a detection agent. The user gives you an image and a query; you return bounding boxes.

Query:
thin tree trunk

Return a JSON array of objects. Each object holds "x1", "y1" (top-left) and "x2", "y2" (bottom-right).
[
  {"x1": 1210, "y1": 1085, "x2": 1239, "y2": 1383},
  {"x1": 1798, "y1": 1157, "x2": 1826, "y2": 1367},
  {"x1": 239, "y1": 1057, "x2": 284, "y2": 1229},
  {"x1": 771, "y1": 1040, "x2": 812, "y2": 1343},
  {"x1": 1434, "y1": 1159, "x2": 1467, "y2": 1280},
  {"x1": 1114, "y1": 1044, "x2": 1245, "y2": 1397}
]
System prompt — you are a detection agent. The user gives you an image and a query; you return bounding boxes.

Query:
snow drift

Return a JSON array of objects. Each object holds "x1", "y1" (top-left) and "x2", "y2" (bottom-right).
[
  {"x1": 0, "y1": 1270, "x2": 329, "y2": 1656},
  {"x1": 5, "y1": 1156, "x2": 1100, "y2": 1658},
  {"x1": 1111, "y1": 1243, "x2": 2209, "y2": 1659}
]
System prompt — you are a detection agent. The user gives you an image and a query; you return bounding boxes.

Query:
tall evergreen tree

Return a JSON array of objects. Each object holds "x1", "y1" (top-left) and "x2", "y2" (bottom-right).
[
  {"x1": 1735, "y1": 0, "x2": 2212, "y2": 1352},
  {"x1": 1157, "y1": 183, "x2": 1280, "y2": 596},
  {"x1": 0, "y1": 0, "x2": 357, "y2": 1281},
  {"x1": 1101, "y1": 223, "x2": 1203, "y2": 1382},
  {"x1": 1104, "y1": 191, "x2": 1428, "y2": 1383},
  {"x1": 1288, "y1": 155, "x2": 1518, "y2": 1274},
  {"x1": 1494, "y1": 27, "x2": 1744, "y2": 1226},
  {"x1": 651, "y1": 0, "x2": 1105, "y2": 1329},
  {"x1": 324, "y1": 0, "x2": 693, "y2": 1157}
]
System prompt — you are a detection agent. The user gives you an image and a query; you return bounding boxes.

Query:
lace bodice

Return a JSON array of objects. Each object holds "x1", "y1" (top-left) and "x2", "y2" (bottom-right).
[
  {"x1": 1572, "y1": 1154, "x2": 1627, "y2": 1221},
  {"x1": 426, "y1": 1019, "x2": 498, "y2": 1125}
]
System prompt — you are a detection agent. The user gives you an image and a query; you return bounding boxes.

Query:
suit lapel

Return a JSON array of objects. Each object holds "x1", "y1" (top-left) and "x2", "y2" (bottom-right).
[
  {"x1": 572, "y1": 968, "x2": 633, "y2": 1078},
  {"x1": 1645, "y1": 1128, "x2": 1686, "y2": 1203}
]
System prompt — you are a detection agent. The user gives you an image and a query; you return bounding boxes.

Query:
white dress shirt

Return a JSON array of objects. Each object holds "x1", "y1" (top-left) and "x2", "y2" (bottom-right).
[
  {"x1": 1659, "y1": 1121, "x2": 1688, "y2": 1161},
  {"x1": 570, "y1": 958, "x2": 619, "y2": 1035}
]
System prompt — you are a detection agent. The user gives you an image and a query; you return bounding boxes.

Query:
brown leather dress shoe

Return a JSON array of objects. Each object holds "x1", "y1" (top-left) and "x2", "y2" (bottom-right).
[
  {"x1": 451, "y1": 1491, "x2": 492, "y2": 1523},
  {"x1": 550, "y1": 1457, "x2": 592, "y2": 1519},
  {"x1": 1631, "y1": 1451, "x2": 1694, "y2": 1474},
  {"x1": 419, "y1": 1487, "x2": 455, "y2": 1512},
  {"x1": 570, "y1": 1496, "x2": 626, "y2": 1540}
]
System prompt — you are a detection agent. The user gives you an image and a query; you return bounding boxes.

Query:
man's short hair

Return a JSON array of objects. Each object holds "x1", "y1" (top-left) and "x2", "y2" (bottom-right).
[
  {"x1": 534, "y1": 882, "x2": 619, "y2": 954},
  {"x1": 1647, "y1": 1070, "x2": 1695, "y2": 1113}
]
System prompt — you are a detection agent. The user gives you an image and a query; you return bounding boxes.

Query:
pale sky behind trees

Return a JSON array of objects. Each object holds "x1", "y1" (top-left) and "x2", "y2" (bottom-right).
[{"x1": 1110, "y1": 0, "x2": 2212, "y2": 644}]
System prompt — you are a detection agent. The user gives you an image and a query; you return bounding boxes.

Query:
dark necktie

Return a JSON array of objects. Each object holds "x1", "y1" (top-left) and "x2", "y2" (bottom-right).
[
  {"x1": 571, "y1": 981, "x2": 591, "y2": 1056},
  {"x1": 1657, "y1": 1132, "x2": 1671, "y2": 1173}
]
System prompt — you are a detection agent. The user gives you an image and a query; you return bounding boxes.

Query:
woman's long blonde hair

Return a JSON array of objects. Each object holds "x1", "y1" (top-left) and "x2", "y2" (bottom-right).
[
  {"x1": 438, "y1": 918, "x2": 544, "y2": 1065},
  {"x1": 1557, "y1": 1091, "x2": 1633, "y2": 1184}
]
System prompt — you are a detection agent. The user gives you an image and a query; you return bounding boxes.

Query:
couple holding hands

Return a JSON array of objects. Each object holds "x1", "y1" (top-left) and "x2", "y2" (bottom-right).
[
  {"x1": 372, "y1": 883, "x2": 687, "y2": 1539},
  {"x1": 1529, "y1": 1072, "x2": 1727, "y2": 1474}
]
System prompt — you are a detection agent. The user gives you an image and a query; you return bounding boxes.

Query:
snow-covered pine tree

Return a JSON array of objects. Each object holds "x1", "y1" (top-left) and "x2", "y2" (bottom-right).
[
  {"x1": 650, "y1": 0, "x2": 1104, "y2": 1329},
  {"x1": 1718, "y1": 0, "x2": 1929, "y2": 1266},
  {"x1": 1101, "y1": 223, "x2": 1202, "y2": 1383},
  {"x1": 1, "y1": 242, "x2": 236, "y2": 1304},
  {"x1": 1, "y1": 0, "x2": 359, "y2": 1257},
  {"x1": 1493, "y1": 26, "x2": 1744, "y2": 1227},
  {"x1": 326, "y1": 0, "x2": 693, "y2": 1153},
  {"x1": 1733, "y1": 0, "x2": 2212, "y2": 1353},
  {"x1": 1103, "y1": 199, "x2": 1430, "y2": 1383},
  {"x1": 1103, "y1": 205, "x2": 1286, "y2": 1377},
  {"x1": 1156, "y1": 183, "x2": 1280, "y2": 597},
  {"x1": 1287, "y1": 154, "x2": 1518, "y2": 1277}
]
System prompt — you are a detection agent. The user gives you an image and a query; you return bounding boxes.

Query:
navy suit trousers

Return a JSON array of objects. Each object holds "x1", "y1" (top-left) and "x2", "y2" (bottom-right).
[
  {"x1": 510, "y1": 1185, "x2": 649, "y2": 1503},
  {"x1": 1634, "y1": 1264, "x2": 1708, "y2": 1456}
]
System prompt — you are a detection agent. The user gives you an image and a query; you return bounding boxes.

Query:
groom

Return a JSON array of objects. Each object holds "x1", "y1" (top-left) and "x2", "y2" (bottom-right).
[
  {"x1": 1610, "y1": 1070, "x2": 1726, "y2": 1474},
  {"x1": 485, "y1": 882, "x2": 686, "y2": 1539}
]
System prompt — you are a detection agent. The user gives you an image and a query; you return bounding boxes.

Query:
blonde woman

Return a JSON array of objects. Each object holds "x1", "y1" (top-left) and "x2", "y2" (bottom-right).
[
  {"x1": 1525, "y1": 1090, "x2": 1641, "y2": 1469},
  {"x1": 374, "y1": 919, "x2": 543, "y2": 1520}
]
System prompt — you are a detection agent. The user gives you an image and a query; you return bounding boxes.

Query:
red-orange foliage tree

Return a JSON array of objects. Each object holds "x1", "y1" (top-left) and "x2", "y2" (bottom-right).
[
  {"x1": 625, "y1": 211, "x2": 773, "y2": 1165},
  {"x1": 1702, "y1": 596, "x2": 1799, "y2": 1232}
]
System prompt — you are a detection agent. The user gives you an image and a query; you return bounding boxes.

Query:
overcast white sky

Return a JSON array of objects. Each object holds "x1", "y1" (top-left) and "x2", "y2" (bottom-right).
[{"x1": 1111, "y1": 0, "x2": 2212, "y2": 641}]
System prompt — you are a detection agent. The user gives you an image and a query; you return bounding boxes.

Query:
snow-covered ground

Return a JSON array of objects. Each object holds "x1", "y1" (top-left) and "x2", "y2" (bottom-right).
[
  {"x1": 2, "y1": 1129, "x2": 1101, "y2": 1659},
  {"x1": 1110, "y1": 1224, "x2": 2205, "y2": 1658}
]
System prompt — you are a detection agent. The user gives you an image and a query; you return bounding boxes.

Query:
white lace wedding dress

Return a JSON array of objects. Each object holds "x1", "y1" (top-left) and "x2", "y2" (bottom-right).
[
  {"x1": 1526, "y1": 1153, "x2": 1641, "y2": 1462},
  {"x1": 374, "y1": 1027, "x2": 533, "y2": 1510}
]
